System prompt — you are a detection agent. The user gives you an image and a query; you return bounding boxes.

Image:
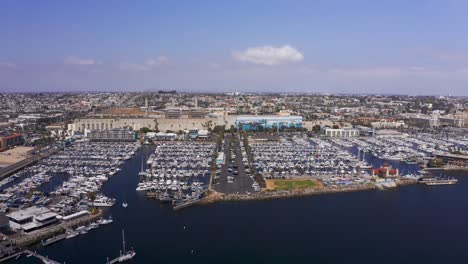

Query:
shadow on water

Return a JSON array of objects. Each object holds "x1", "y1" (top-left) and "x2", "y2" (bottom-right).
[{"x1": 13, "y1": 146, "x2": 468, "y2": 264}]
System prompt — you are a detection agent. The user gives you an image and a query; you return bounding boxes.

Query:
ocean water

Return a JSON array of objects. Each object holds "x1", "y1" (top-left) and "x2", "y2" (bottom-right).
[{"x1": 13, "y1": 146, "x2": 468, "y2": 264}]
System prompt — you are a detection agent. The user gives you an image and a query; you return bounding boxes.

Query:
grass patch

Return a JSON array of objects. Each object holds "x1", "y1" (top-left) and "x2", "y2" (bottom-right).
[{"x1": 270, "y1": 180, "x2": 317, "y2": 191}]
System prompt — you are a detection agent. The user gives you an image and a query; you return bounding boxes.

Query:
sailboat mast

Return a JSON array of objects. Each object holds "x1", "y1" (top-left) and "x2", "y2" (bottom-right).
[{"x1": 122, "y1": 229, "x2": 126, "y2": 253}]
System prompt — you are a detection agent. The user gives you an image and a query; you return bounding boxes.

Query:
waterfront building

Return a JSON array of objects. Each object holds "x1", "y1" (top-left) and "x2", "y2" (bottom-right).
[
  {"x1": 0, "y1": 133, "x2": 24, "y2": 152},
  {"x1": 235, "y1": 115, "x2": 303, "y2": 131},
  {"x1": 87, "y1": 129, "x2": 137, "y2": 142},
  {"x1": 323, "y1": 127, "x2": 359, "y2": 137},
  {"x1": 7, "y1": 206, "x2": 58, "y2": 232},
  {"x1": 435, "y1": 152, "x2": 468, "y2": 167}
]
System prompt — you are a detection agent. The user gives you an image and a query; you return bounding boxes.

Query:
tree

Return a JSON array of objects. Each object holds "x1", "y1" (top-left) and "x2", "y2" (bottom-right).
[
  {"x1": 86, "y1": 191, "x2": 97, "y2": 203},
  {"x1": 139, "y1": 127, "x2": 152, "y2": 133},
  {"x1": 312, "y1": 124, "x2": 321, "y2": 133}
]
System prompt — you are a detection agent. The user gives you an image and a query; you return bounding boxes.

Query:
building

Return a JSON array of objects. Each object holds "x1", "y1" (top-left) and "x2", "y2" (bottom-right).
[
  {"x1": 7, "y1": 206, "x2": 58, "y2": 232},
  {"x1": 371, "y1": 119, "x2": 406, "y2": 129},
  {"x1": 435, "y1": 152, "x2": 468, "y2": 167},
  {"x1": 87, "y1": 129, "x2": 137, "y2": 142},
  {"x1": 165, "y1": 108, "x2": 182, "y2": 119},
  {"x1": 70, "y1": 116, "x2": 237, "y2": 133},
  {"x1": 439, "y1": 116, "x2": 465, "y2": 128},
  {"x1": 236, "y1": 115, "x2": 303, "y2": 131},
  {"x1": 154, "y1": 132, "x2": 177, "y2": 140},
  {"x1": 375, "y1": 129, "x2": 408, "y2": 138},
  {"x1": 409, "y1": 115, "x2": 439, "y2": 128},
  {"x1": 0, "y1": 133, "x2": 24, "y2": 152},
  {"x1": 323, "y1": 127, "x2": 359, "y2": 137}
]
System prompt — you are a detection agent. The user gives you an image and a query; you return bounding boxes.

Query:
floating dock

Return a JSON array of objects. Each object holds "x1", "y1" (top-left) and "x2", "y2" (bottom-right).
[{"x1": 23, "y1": 250, "x2": 62, "y2": 264}]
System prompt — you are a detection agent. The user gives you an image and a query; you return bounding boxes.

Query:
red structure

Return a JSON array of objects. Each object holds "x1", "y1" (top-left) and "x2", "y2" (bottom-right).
[{"x1": 372, "y1": 163, "x2": 399, "y2": 178}]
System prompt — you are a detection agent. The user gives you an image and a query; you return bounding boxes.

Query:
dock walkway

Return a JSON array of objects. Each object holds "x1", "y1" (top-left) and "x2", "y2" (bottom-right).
[{"x1": 23, "y1": 250, "x2": 62, "y2": 264}]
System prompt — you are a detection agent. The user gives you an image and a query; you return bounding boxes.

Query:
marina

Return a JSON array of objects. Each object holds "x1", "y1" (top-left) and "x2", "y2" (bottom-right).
[
  {"x1": 137, "y1": 141, "x2": 214, "y2": 207},
  {"x1": 8, "y1": 149, "x2": 468, "y2": 264}
]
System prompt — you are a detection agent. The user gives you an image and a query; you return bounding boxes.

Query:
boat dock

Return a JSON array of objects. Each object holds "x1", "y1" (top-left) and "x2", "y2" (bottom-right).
[
  {"x1": 41, "y1": 233, "x2": 67, "y2": 246},
  {"x1": 23, "y1": 250, "x2": 63, "y2": 264},
  {"x1": 0, "y1": 252, "x2": 22, "y2": 263},
  {"x1": 173, "y1": 198, "x2": 201, "y2": 210}
]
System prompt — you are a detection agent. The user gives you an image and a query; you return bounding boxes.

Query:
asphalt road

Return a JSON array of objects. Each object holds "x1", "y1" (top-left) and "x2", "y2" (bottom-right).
[{"x1": 214, "y1": 133, "x2": 254, "y2": 194}]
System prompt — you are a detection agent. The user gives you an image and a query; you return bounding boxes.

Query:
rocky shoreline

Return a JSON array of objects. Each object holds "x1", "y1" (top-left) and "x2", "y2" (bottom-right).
[{"x1": 202, "y1": 179, "x2": 418, "y2": 204}]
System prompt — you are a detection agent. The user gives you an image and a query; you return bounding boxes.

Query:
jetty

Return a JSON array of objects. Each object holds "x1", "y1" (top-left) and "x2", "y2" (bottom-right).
[
  {"x1": 23, "y1": 250, "x2": 63, "y2": 264},
  {"x1": 0, "y1": 252, "x2": 22, "y2": 263}
]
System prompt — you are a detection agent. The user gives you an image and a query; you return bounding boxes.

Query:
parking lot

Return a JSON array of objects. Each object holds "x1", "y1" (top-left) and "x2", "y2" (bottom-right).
[{"x1": 214, "y1": 133, "x2": 255, "y2": 194}]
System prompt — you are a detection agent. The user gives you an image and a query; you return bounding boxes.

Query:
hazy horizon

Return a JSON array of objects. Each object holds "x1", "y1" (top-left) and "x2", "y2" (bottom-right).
[{"x1": 2, "y1": 1, "x2": 468, "y2": 96}]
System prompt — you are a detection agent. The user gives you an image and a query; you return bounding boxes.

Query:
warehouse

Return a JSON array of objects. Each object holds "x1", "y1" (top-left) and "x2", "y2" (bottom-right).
[{"x1": 235, "y1": 115, "x2": 303, "y2": 131}]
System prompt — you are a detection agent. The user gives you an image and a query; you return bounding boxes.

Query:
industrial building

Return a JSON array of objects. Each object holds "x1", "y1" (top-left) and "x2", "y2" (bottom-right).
[
  {"x1": 87, "y1": 129, "x2": 137, "y2": 142},
  {"x1": 235, "y1": 116, "x2": 303, "y2": 131}
]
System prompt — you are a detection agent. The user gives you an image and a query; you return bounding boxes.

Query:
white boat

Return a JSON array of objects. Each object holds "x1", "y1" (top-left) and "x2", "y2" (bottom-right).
[
  {"x1": 117, "y1": 229, "x2": 136, "y2": 262},
  {"x1": 66, "y1": 231, "x2": 79, "y2": 239},
  {"x1": 122, "y1": 202, "x2": 128, "y2": 208},
  {"x1": 100, "y1": 217, "x2": 113, "y2": 225},
  {"x1": 92, "y1": 196, "x2": 115, "y2": 207}
]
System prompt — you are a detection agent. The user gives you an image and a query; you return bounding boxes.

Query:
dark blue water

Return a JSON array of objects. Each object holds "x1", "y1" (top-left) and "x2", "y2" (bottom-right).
[{"x1": 13, "y1": 146, "x2": 468, "y2": 264}]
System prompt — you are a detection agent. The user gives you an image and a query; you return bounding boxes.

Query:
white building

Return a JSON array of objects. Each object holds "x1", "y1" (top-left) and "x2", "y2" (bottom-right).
[
  {"x1": 7, "y1": 206, "x2": 58, "y2": 232},
  {"x1": 324, "y1": 128, "x2": 359, "y2": 137},
  {"x1": 371, "y1": 119, "x2": 406, "y2": 129}
]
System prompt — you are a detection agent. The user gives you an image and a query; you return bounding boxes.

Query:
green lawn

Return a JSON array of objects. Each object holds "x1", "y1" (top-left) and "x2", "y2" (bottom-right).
[{"x1": 273, "y1": 180, "x2": 317, "y2": 190}]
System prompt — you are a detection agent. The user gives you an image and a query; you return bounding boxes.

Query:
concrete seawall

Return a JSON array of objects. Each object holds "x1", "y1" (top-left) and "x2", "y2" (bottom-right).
[{"x1": 13, "y1": 211, "x2": 103, "y2": 247}]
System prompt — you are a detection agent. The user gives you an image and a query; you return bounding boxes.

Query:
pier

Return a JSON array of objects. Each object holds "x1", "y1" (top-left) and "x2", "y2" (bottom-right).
[{"x1": 23, "y1": 250, "x2": 63, "y2": 264}]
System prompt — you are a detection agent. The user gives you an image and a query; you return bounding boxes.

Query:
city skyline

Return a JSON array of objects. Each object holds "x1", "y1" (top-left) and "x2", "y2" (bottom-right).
[{"x1": 1, "y1": 0, "x2": 468, "y2": 95}]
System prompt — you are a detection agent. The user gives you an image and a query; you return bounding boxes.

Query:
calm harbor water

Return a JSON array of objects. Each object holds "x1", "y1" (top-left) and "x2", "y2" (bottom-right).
[{"x1": 13, "y1": 145, "x2": 468, "y2": 264}]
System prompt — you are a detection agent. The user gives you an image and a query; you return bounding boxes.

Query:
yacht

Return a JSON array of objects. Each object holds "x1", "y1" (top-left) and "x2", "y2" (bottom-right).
[
  {"x1": 92, "y1": 196, "x2": 116, "y2": 207},
  {"x1": 100, "y1": 217, "x2": 113, "y2": 225}
]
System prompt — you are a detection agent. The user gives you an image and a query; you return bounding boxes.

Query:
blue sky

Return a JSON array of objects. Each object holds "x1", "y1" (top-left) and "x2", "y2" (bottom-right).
[{"x1": 1, "y1": 0, "x2": 468, "y2": 95}]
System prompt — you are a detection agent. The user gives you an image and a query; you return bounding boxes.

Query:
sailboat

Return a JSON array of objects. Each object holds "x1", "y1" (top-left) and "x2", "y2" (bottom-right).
[
  {"x1": 117, "y1": 229, "x2": 136, "y2": 262},
  {"x1": 138, "y1": 155, "x2": 147, "y2": 177}
]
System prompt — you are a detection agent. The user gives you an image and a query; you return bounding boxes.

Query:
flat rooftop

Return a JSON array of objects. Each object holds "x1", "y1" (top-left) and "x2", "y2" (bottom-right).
[
  {"x1": 7, "y1": 206, "x2": 51, "y2": 221},
  {"x1": 0, "y1": 146, "x2": 34, "y2": 166}
]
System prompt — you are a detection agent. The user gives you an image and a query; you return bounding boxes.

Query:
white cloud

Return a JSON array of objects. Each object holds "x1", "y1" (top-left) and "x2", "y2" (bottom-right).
[
  {"x1": 120, "y1": 56, "x2": 169, "y2": 72},
  {"x1": 209, "y1": 62, "x2": 221, "y2": 70},
  {"x1": 232, "y1": 45, "x2": 304, "y2": 66},
  {"x1": 329, "y1": 67, "x2": 403, "y2": 77},
  {"x1": 145, "y1": 56, "x2": 169, "y2": 67},
  {"x1": 0, "y1": 62, "x2": 17, "y2": 69},
  {"x1": 119, "y1": 62, "x2": 151, "y2": 72},
  {"x1": 64, "y1": 56, "x2": 96, "y2": 65}
]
